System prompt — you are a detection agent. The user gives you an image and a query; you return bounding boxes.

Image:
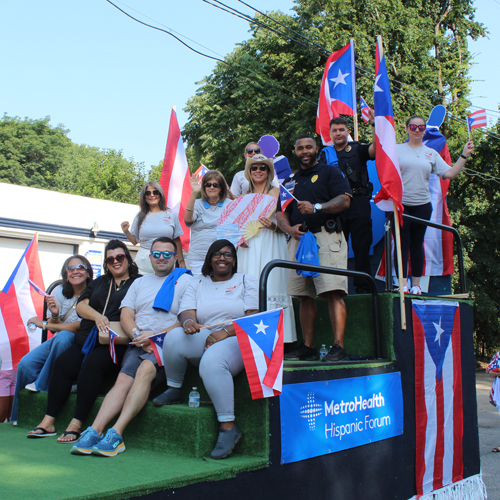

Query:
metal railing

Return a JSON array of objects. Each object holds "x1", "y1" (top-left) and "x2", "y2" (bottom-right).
[
  {"x1": 259, "y1": 260, "x2": 382, "y2": 359},
  {"x1": 384, "y1": 214, "x2": 466, "y2": 294}
]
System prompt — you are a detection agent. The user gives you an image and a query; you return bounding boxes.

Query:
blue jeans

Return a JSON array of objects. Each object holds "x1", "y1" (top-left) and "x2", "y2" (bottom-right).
[{"x1": 10, "y1": 331, "x2": 75, "y2": 422}]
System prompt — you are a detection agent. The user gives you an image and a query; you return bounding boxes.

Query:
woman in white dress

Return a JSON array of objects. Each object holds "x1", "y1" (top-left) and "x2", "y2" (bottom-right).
[
  {"x1": 237, "y1": 154, "x2": 297, "y2": 343},
  {"x1": 121, "y1": 181, "x2": 185, "y2": 275}
]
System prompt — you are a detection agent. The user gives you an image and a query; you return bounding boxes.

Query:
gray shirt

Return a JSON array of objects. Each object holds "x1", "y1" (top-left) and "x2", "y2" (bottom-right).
[
  {"x1": 130, "y1": 210, "x2": 183, "y2": 249},
  {"x1": 120, "y1": 273, "x2": 193, "y2": 332},
  {"x1": 48, "y1": 285, "x2": 81, "y2": 323}
]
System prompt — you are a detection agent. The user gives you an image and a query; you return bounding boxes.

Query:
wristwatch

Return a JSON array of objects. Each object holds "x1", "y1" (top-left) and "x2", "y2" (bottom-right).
[{"x1": 313, "y1": 203, "x2": 323, "y2": 213}]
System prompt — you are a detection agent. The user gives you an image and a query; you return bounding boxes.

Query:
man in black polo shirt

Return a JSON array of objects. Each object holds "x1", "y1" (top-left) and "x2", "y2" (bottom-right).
[
  {"x1": 276, "y1": 135, "x2": 352, "y2": 362},
  {"x1": 319, "y1": 115, "x2": 375, "y2": 294}
]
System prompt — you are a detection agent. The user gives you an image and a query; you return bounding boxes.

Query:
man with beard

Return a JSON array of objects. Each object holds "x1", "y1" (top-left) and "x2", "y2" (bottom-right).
[{"x1": 276, "y1": 135, "x2": 352, "y2": 362}]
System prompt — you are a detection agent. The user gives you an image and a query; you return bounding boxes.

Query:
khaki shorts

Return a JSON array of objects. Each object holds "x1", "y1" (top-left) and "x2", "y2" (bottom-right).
[{"x1": 287, "y1": 228, "x2": 348, "y2": 298}]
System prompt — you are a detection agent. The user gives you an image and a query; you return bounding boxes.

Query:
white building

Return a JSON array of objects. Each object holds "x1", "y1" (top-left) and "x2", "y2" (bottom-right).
[{"x1": 0, "y1": 182, "x2": 139, "y2": 289}]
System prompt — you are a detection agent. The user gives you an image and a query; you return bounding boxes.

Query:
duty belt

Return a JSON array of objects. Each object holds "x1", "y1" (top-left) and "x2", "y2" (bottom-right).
[{"x1": 351, "y1": 183, "x2": 373, "y2": 196}]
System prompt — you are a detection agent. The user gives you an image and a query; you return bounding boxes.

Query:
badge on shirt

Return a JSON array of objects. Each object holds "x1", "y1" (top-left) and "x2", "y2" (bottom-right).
[
  {"x1": 345, "y1": 145, "x2": 352, "y2": 152},
  {"x1": 225, "y1": 285, "x2": 237, "y2": 296},
  {"x1": 163, "y1": 216, "x2": 171, "y2": 223},
  {"x1": 311, "y1": 175, "x2": 318, "y2": 183}
]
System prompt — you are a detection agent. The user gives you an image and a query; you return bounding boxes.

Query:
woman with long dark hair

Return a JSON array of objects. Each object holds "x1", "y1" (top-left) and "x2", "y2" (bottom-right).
[{"x1": 27, "y1": 240, "x2": 139, "y2": 442}]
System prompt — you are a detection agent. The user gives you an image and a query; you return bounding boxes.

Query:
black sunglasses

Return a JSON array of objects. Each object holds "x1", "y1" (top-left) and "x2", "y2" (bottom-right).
[
  {"x1": 251, "y1": 165, "x2": 268, "y2": 172},
  {"x1": 105, "y1": 254, "x2": 126, "y2": 265},
  {"x1": 145, "y1": 189, "x2": 160, "y2": 196},
  {"x1": 408, "y1": 124, "x2": 426, "y2": 132},
  {"x1": 246, "y1": 148, "x2": 261, "y2": 154},
  {"x1": 204, "y1": 182, "x2": 220, "y2": 188}
]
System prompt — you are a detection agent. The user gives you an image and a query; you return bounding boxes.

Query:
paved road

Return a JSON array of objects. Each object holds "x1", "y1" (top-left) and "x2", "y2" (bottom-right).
[{"x1": 476, "y1": 371, "x2": 500, "y2": 499}]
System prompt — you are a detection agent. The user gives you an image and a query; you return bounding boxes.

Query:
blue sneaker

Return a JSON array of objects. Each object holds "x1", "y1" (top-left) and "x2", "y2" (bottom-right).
[
  {"x1": 91, "y1": 428, "x2": 125, "y2": 457},
  {"x1": 71, "y1": 427, "x2": 103, "y2": 455}
]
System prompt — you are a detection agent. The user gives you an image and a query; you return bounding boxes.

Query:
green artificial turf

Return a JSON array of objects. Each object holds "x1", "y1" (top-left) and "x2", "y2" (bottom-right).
[{"x1": 0, "y1": 425, "x2": 267, "y2": 500}]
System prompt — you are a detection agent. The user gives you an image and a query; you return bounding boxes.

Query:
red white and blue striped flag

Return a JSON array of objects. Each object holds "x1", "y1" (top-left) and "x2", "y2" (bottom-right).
[
  {"x1": 0, "y1": 236, "x2": 44, "y2": 370},
  {"x1": 149, "y1": 332, "x2": 166, "y2": 367},
  {"x1": 193, "y1": 164, "x2": 209, "y2": 179},
  {"x1": 373, "y1": 38, "x2": 403, "y2": 222},
  {"x1": 467, "y1": 109, "x2": 487, "y2": 131},
  {"x1": 316, "y1": 41, "x2": 357, "y2": 145},
  {"x1": 360, "y1": 96, "x2": 372, "y2": 123},
  {"x1": 233, "y1": 308, "x2": 284, "y2": 399},
  {"x1": 108, "y1": 328, "x2": 120, "y2": 364},
  {"x1": 279, "y1": 183, "x2": 296, "y2": 211},
  {"x1": 160, "y1": 108, "x2": 191, "y2": 251},
  {"x1": 412, "y1": 300, "x2": 463, "y2": 496}
]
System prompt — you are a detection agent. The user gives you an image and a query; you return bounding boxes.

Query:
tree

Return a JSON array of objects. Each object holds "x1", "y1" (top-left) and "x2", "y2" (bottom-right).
[{"x1": 0, "y1": 114, "x2": 72, "y2": 189}]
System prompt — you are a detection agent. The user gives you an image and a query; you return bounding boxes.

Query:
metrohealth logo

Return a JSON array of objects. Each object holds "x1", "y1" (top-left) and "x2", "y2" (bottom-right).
[{"x1": 299, "y1": 391, "x2": 323, "y2": 431}]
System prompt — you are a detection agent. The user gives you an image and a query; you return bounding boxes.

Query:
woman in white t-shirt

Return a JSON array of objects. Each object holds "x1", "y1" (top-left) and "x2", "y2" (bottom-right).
[
  {"x1": 396, "y1": 115, "x2": 474, "y2": 294},
  {"x1": 121, "y1": 181, "x2": 184, "y2": 275},
  {"x1": 153, "y1": 239, "x2": 259, "y2": 460},
  {"x1": 184, "y1": 170, "x2": 231, "y2": 277}
]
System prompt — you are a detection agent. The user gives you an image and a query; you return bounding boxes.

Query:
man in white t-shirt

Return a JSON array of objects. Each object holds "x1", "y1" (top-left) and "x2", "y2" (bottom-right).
[{"x1": 71, "y1": 237, "x2": 193, "y2": 457}]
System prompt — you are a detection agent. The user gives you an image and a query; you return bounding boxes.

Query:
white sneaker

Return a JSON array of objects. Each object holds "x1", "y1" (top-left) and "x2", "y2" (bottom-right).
[
  {"x1": 409, "y1": 285, "x2": 422, "y2": 295},
  {"x1": 396, "y1": 285, "x2": 409, "y2": 293},
  {"x1": 25, "y1": 383, "x2": 39, "y2": 392}
]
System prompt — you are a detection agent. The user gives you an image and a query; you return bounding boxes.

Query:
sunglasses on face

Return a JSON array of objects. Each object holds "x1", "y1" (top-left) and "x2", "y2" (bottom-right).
[
  {"x1": 246, "y1": 148, "x2": 261, "y2": 154},
  {"x1": 213, "y1": 251, "x2": 234, "y2": 260},
  {"x1": 408, "y1": 124, "x2": 426, "y2": 132},
  {"x1": 151, "y1": 250, "x2": 175, "y2": 260},
  {"x1": 67, "y1": 264, "x2": 88, "y2": 272},
  {"x1": 204, "y1": 182, "x2": 220, "y2": 188},
  {"x1": 251, "y1": 165, "x2": 268, "y2": 172},
  {"x1": 105, "y1": 254, "x2": 126, "y2": 265},
  {"x1": 145, "y1": 190, "x2": 160, "y2": 197}
]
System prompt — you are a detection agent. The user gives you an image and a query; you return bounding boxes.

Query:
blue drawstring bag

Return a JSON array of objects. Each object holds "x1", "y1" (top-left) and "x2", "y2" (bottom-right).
[
  {"x1": 81, "y1": 326, "x2": 99, "y2": 361},
  {"x1": 295, "y1": 231, "x2": 320, "y2": 278}
]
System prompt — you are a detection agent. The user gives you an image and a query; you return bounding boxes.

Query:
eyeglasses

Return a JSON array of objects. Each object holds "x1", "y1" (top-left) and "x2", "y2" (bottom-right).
[
  {"x1": 251, "y1": 165, "x2": 268, "y2": 172},
  {"x1": 151, "y1": 250, "x2": 175, "y2": 260},
  {"x1": 213, "y1": 251, "x2": 234, "y2": 260},
  {"x1": 408, "y1": 124, "x2": 426, "y2": 132},
  {"x1": 204, "y1": 182, "x2": 220, "y2": 188},
  {"x1": 246, "y1": 148, "x2": 261, "y2": 154},
  {"x1": 105, "y1": 254, "x2": 126, "y2": 265},
  {"x1": 145, "y1": 190, "x2": 160, "y2": 197},
  {"x1": 67, "y1": 264, "x2": 88, "y2": 272}
]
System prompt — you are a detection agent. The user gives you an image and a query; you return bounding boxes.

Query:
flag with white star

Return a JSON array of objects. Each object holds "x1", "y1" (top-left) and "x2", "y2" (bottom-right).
[
  {"x1": 316, "y1": 41, "x2": 357, "y2": 145},
  {"x1": 412, "y1": 299, "x2": 463, "y2": 496},
  {"x1": 233, "y1": 308, "x2": 284, "y2": 399},
  {"x1": 149, "y1": 332, "x2": 166, "y2": 367}
]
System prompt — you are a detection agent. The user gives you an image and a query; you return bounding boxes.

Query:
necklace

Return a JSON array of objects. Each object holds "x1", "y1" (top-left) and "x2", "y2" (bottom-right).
[
  {"x1": 409, "y1": 144, "x2": 424, "y2": 158},
  {"x1": 114, "y1": 278, "x2": 129, "y2": 292}
]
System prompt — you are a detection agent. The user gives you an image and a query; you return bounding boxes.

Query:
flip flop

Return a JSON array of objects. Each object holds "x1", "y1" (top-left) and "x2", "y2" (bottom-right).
[
  {"x1": 27, "y1": 427, "x2": 57, "y2": 438},
  {"x1": 492, "y1": 447, "x2": 500, "y2": 453},
  {"x1": 57, "y1": 431, "x2": 81, "y2": 443}
]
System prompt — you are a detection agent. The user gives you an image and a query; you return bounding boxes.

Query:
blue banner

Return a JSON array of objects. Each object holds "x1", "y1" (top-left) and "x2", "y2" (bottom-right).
[{"x1": 280, "y1": 372, "x2": 404, "y2": 464}]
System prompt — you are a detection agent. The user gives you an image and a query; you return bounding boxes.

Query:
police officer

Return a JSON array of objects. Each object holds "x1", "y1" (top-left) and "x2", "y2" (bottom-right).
[
  {"x1": 319, "y1": 114, "x2": 375, "y2": 294},
  {"x1": 276, "y1": 134, "x2": 352, "y2": 363}
]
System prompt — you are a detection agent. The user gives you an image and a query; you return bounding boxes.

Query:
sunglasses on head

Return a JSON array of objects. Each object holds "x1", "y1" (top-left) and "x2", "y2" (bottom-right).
[
  {"x1": 246, "y1": 148, "x2": 261, "y2": 154},
  {"x1": 213, "y1": 251, "x2": 234, "y2": 260},
  {"x1": 408, "y1": 124, "x2": 426, "y2": 132},
  {"x1": 145, "y1": 189, "x2": 160, "y2": 196},
  {"x1": 105, "y1": 254, "x2": 126, "y2": 265},
  {"x1": 251, "y1": 165, "x2": 268, "y2": 172},
  {"x1": 151, "y1": 250, "x2": 174, "y2": 260},
  {"x1": 67, "y1": 264, "x2": 88, "y2": 272},
  {"x1": 204, "y1": 182, "x2": 220, "y2": 188}
]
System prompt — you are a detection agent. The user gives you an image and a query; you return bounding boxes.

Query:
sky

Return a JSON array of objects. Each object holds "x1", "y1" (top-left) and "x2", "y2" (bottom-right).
[{"x1": 1, "y1": 0, "x2": 498, "y2": 172}]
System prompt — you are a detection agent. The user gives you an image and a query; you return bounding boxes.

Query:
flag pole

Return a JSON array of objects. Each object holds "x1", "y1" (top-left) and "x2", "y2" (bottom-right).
[{"x1": 351, "y1": 39, "x2": 359, "y2": 141}]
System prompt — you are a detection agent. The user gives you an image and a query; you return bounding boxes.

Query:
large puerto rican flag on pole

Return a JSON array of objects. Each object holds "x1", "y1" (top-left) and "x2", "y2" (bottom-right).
[
  {"x1": 160, "y1": 107, "x2": 191, "y2": 251},
  {"x1": 373, "y1": 37, "x2": 403, "y2": 222},
  {"x1": 412, "y1": 300, "x2": 463, "y2": 497},
  {"x1": 316, "y1": 41, "x2": 357, "y2": 146},
  {"x1": 233, "y1": 308, "x2": 284, "y2": 399},
  {"x1": 0, "y1": 235, "x2": 44, "y2": 370}
]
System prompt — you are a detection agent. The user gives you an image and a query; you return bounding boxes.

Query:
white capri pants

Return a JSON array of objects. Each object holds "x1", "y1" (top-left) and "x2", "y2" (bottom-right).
[{"x1": 163, "y1": 327, "x2": 244, "y2": 422}]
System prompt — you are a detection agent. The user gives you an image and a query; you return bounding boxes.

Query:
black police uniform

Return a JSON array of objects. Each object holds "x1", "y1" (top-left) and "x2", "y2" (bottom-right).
[{"x1": 319, "y1": 142, "x2": 373, "y2": 293}]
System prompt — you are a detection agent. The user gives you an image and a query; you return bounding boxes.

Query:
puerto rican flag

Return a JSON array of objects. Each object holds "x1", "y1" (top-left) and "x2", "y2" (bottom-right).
[
  {"x1": 193, "y1": 164, "x2": 209, "y2": 180},
  {"x1": 467, "y1": 109, "x2": 487, "y2": 131},
  {"x1": 108, "y1": 328, "x2": 120, "y2": 364},
  {"x1": 233, "y1": 308, "x2": 284, "y2": 399},
  {"x1": 279, "y1": 183, "x2": 296, "y2": 211},
  {"x1": 412, "y1": 300, "x2": 463, "y2": 496},
  {"x1": 316, "y1": 41, "x2": 357, "y2": 145},
  {"x1": 0, "y1": 236, "x2": 44, "y2": 370},
  {"x1": 148, "y1": 332, "x2": 166, "y2": 367},
  {"x1": 360, "y1": 96, "x2": 372, "y2": 123},
  {"x1": 373, "y1": 37, "x2": 403, "y2": 222},
  {"x1": 28, "y1": 279, "x2": 51, "y2": 297},
  {"x1": 160, "y1": 108, "x2": 191, "y2": 251}
]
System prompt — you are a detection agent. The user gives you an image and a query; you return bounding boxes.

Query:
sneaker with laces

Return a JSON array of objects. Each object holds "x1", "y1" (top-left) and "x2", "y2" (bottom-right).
[
  {"x1": 284, "y1": 342, "x2": 319, "y2": 361},
  {"x1": 70, "y1": 426, "x2": 103, "y2": 455},
  {"x1": 91, "y1": 428, "x2": 125, "y2": 457},
  {"x1": 409, "y1": 285, "x2": 422, "y2": 295},
  {"x1": 210, "y1": 425, "x2": 242, "y2": 460},
  {"x1": 153, "y1": 387, "x2": 182, "y2": 406},
  {"x1": 322, "y1": 341, "x2": 349, "y2": 363}
]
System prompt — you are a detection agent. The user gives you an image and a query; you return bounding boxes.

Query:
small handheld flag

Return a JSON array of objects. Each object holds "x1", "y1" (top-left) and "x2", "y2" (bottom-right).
[
  {"x1": 360, "y1": 96, "x2": 372, "y2": 123},
  {"x1": 149, "y1": 333, "x2": 166, "y2": 367},
  {"x1": 28, "y1": 279, "x2": 52, "y2": 298},
  {"x1": 108, "y1": 328, "x2": 120, "y2": 364},
  {"x1": 279, "y1": 183, "x2": 298, "y2": 210},
  {"x1": 467, "y1": 109, "x2": 486, "y2": 139},
  {"x1": 193, "y1": 164, "x2": 209, "y2": 180}
]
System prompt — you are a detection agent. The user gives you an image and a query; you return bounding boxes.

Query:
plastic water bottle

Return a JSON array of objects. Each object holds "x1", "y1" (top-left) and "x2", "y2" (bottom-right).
[
  {"x1": 189, "y1": 387, "x2": 200, "y2": 408},
  {"x1": 27, "y1": 322, "x2": 37, "y2": 332},
  {"x1": 319, "y1": 344, "x2": 328, "y2": 360}
]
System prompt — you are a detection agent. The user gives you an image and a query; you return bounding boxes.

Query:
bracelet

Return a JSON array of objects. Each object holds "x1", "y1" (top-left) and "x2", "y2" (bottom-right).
[
  {"x1": 223, "y1": 327, "x2": 230, "y2": 335},
  {"x1": 51, "y1": 314, "x2": 60, "y2": 320},
  {"x1": 185, "y1": 207, "x2": 194, "y2": 211},
  {"x1": 124, "y1": 231, "x2": 130, "y2": 235},
  {"x1": 208, "y1": 334, "x2": 216, "y2": 342},
  {"x1": 42, "y1": 321, "x2": 47, "y2": 331},
  {"x1": 460, "y1": 154, "x2": 469, "y2": 160},
  {"x1": 183, "y1": 318, "x2": 195, "y2": 328}
]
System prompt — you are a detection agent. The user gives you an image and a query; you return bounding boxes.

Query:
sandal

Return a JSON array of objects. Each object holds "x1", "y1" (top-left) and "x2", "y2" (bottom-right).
[
  {"x1": 57, "y1": 431, "x2": 81, "y2": 443},
  {"x1": 492, "y1": 446, "x2": 500, "y2": 453},
  {"x1": 27, "y1": 427, "x2": 57, "y2": 438}
]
